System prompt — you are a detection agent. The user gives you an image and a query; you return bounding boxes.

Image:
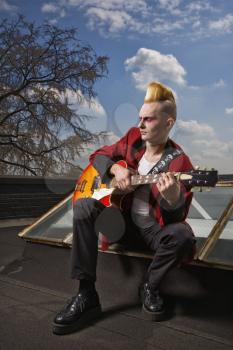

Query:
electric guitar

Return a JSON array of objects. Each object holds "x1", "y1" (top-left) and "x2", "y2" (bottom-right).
[{"x1": 73, "y1": 160, "x2": 219, "y2": 209}]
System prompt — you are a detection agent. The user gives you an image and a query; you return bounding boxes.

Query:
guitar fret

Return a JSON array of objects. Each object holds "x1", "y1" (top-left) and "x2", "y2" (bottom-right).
[{"x1": 132, "y1": 174, "x2": 159, "y2": 186}]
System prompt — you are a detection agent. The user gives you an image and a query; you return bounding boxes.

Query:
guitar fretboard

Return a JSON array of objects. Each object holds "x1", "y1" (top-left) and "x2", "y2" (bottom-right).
[
  {"x1": 131, "y1": 173, "x2": 160, "y2": 185},
  {"x1": 110, "y1": 172, "x2": 182, "y2": 188}
]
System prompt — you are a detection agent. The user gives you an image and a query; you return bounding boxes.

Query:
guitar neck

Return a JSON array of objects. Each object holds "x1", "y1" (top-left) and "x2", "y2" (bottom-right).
[
  {"x1": 109, "y1": 169, "x2": 219, "y2": 188},
  {"x1": 110, "y1": 172, "x2": 185, "y2": 188},
  {"x1": 130, "y1": 172, "x2": 188, "y2": 186}
]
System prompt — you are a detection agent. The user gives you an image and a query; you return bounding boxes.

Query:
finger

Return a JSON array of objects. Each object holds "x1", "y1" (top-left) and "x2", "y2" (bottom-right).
[
  {"x1": 165, "y1": 173, "x2": 174, "y2": 185},
  {"x1": 166, "y1": 172, "x2": 176, "y2": 182},
  {"x1": 163, "y1": 172, "x2": 176, "y2": 186},
  {"x1": 157, "y1": 179, "x2": 166, "y2": 192},
  {"x1": 120, "y1": 179, "x2": 130, "y2": 190},
  {"x1": 160, "y1": 173, "x2": 169, "y2": 186},
  {"x1": 119, "y1": 184, "x2": 126, "y2": 190}
]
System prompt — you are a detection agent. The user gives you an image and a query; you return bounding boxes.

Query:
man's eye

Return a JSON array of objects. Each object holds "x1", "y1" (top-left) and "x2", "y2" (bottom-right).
[{"x1": 140, "y1": 117, "x2": 150, "y2": 122}]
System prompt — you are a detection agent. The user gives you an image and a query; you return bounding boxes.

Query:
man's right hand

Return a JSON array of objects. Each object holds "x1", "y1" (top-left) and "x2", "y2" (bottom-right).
[{"x1": 110, "y1": 164, "x2": 133, "y2": 190}]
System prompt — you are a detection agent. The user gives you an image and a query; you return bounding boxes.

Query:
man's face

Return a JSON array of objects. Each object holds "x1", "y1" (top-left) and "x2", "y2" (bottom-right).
[{"x1": 138, "y1": 102, "x2": 174, "y2": 144}]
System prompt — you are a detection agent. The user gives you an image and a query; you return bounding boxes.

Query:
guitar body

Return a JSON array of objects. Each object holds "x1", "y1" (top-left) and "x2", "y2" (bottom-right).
[{"x1": 72, "y1": 161, "x2": 128, "y2": 208}]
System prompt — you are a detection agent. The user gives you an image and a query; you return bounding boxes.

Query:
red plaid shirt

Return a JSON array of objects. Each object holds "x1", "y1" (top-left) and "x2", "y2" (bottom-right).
[{"x1": 90, "y1": 127, "x2": 194, "y2": 227}]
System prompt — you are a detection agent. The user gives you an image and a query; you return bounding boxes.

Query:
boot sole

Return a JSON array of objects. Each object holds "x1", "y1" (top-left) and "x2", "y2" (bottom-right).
[
  {"x1": 142, "y1": 304, "x2": 165, "y2": 321},
  {"x1": 52, "y1": 305, "x2": 102, "y2": 335}
]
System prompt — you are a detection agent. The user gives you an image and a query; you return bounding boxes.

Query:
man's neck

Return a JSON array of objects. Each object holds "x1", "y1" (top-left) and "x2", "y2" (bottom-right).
[{"x1": 145, "y1": 140, "x2": 167, "y2": 156}]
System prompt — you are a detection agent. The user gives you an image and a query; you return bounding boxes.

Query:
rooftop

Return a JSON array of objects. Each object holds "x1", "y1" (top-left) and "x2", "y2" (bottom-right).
[{"x1": 1, "y1": 224, "x2": 233, "y2": 350}]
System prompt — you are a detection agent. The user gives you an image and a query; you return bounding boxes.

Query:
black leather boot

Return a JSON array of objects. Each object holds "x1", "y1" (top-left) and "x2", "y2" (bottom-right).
[
  {"x1": 140, "y1": 283, "x2": 165, "y2": 321},
  {"x1": 53, "y1": 289, "x2": 102, "y2": 335}
]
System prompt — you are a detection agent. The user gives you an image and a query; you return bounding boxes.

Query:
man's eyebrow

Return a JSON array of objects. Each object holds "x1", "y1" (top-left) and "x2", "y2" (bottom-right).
[{"x1": 139, "y1": 115, "x2": 156, "y2": 119}]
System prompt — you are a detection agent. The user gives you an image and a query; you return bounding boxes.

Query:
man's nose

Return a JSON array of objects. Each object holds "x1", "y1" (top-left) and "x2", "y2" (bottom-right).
[{"x1": 138, "y1": 119, "x2": 145, "y2": 128}]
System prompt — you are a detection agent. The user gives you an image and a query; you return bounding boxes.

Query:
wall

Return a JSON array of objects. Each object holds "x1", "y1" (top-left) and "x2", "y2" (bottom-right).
[{"x1": 0, "y1": 176, "x2": 76, "y2": 220}]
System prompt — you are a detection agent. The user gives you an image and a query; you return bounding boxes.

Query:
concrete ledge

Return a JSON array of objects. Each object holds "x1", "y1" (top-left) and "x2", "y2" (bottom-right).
[{"x1": 0, "y1": 218, "x2": 37, "y2": 228}]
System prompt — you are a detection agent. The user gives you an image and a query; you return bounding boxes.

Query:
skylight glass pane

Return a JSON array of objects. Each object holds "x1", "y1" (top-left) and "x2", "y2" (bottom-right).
[
  {"x1": 19, "y1": 195, "x2": 73, "y2": 244},
  {"x1": 203, "y1": 211, "x2": 233, "y2": 265},
  {"x1": 187, "y1": 187, "x2": 233, "y2": 251}
]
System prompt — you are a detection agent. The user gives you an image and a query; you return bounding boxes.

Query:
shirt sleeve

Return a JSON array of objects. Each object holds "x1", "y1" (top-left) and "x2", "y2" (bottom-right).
[{"x1": 89, "y1": 128, "x2": 132, "y2": 182}]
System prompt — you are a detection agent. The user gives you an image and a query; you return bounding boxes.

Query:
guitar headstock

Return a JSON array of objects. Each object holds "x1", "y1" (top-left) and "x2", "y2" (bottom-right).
[{"x1": 178, "y1": 168, "x2": 218, "y2": 188}]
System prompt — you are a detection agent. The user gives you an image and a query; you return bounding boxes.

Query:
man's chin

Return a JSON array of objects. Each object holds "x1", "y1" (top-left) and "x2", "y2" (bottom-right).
[{"x1": 140, "y1": 133, "x2": 148, "y2": 140}]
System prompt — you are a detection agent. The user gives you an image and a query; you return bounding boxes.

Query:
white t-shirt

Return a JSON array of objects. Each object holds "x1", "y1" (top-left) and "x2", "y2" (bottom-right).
[{"x1": 131, "y1": 155, "x2": 160, "y2": 229}]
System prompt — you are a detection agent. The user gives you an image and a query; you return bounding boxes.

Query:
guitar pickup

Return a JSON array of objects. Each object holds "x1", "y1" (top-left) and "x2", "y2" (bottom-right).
[{"x1": 91, "y1": 176, "x2": 101, "y2": 193}]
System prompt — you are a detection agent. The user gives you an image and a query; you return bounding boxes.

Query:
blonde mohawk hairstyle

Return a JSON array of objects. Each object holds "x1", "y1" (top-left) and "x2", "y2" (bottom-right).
[
  {"x1": 144, "y1": 81, "x2": 175, "y2": 103},
  {"x1": 144, "y1": 81, "x2": 177, "y2": 119}
]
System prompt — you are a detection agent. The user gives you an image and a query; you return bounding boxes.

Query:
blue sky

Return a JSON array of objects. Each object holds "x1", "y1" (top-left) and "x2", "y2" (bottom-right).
[{"x1": 1, "y1": 0, "x2": 233, "y2": 173}]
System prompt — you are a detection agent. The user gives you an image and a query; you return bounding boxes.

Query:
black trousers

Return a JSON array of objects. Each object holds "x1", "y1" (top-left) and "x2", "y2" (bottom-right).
[{"x1": 70, "y1": 198, "x2": 196, "y2": 290}]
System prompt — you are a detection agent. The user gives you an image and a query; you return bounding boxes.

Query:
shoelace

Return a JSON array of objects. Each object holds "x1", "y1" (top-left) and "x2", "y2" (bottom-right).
[
  {"x1": 145, "y1": 288, "x2": 163, "y2": 307},
  {"x1": 66, "y1": 295, "x2": 86, "y2": 313}
]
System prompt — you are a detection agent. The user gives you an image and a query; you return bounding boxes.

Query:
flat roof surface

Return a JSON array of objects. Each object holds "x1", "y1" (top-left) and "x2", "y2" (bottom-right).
[{"x1": 1, "y1": 225, "x2": 233, "y2": 350}]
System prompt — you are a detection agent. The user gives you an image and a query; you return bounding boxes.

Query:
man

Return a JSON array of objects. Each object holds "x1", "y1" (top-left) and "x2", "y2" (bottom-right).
[{"x1": 53, "y1": 81, "x2": 196, "y2": 335}]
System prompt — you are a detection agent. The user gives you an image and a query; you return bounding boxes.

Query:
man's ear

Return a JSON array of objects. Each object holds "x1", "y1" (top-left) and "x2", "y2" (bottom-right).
[{"x1": 167, "y1": 116, "x2": 175, "y2": 130}]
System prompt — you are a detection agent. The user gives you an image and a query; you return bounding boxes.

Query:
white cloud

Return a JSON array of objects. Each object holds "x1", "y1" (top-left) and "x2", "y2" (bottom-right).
[
  {"x1": 158, "y1": 0, "x2": 182, "y2": 15},
  {"x1": 209, "y1": 14, "x2": 233, "y2": 34},
  {"x1": 225, "y1": 107, "x2": 233, "y2": 115},
  {"x1": 174, "y1": 119, "x2": 232, "y2": 173},
  {"x1": 68, "y1": 0, "x2": 148, "y2": 14},
  {"x1": 60, "y1": 8, "x2": 66, "y2": 17},
  {"x1": 187, "y1": 78, "x2": 226, "y2": 91},
  {"x1": 39, "y1": 1, "x2": 233, "y2": 41},
  {"x1": 48, "y1": 18, "x2": 58, "y2": 24},
  {"x1": 152, "y1": 18, "x2": 183, "y2": 34},
  {"x1": 62, "y1": 88, "x2": 107, "y2": 133},
  {"x1": 0, "y1": 0, "x2": 17, "y2": 11},
  {"x1": 42, "y1": 3, "x2": 59, "y2": 13},
  {"x1": 186, "y1": 2, "x2": 215, "y2": 13},
  {"x1": 76, "y1": 131, "x2": 119, "y2": 168},
  {"x1": 41, "y1": 2, "x2": 66, "y2": 18},
  {"x1": 125, "y1": 48, "x2": 187, "y2": 90},
  {"x1": 86, "y1": 8, "x2": 134, "y2": 34},
  {"x1": 176, "y1": 120, "x2": 215, "y2": 138},
  {"x1": 192, "y1": 19, "x2": 201, "y2": 29},
  {"x1": 213, "y1": 79, "x2": 226, "y2": 88}
]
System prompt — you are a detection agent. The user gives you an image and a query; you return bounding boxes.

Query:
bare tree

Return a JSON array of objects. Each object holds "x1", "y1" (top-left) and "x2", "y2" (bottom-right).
[{"x1": 0, "y1": 16, "x2": 108, "y2": 176}]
